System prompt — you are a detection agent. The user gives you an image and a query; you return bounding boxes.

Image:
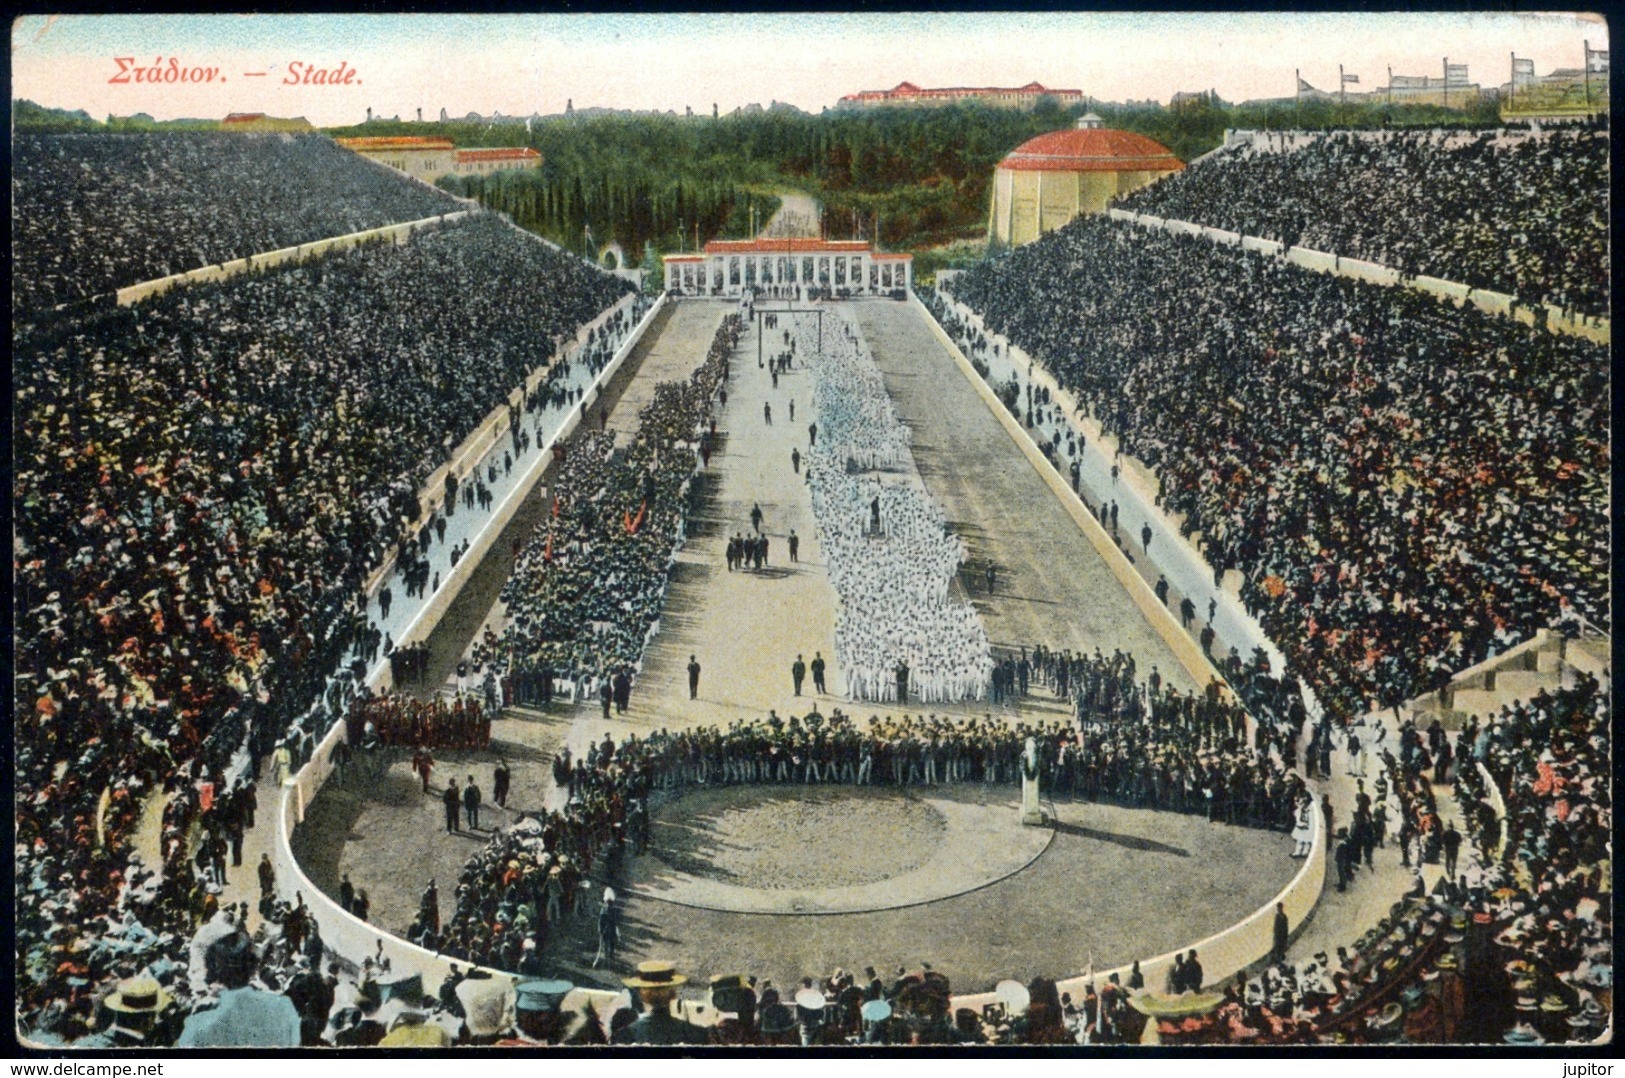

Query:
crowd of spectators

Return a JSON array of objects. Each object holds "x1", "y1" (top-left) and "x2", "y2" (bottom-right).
[
  {"x1": 1117, "y1": 128, "x2": 1610, "y2": 317},
  {"x1": 1453, "y1": 675, "x2": 1612, "y2": 1041},
  {"x1": 802, "y1": 314, "x2": 993, "y2": 703},
  {"x1": 494, "y1": 314, "x2": 740, "y2": 699},
  {"x1": 14, "y1": 211, "x2": 632, "y2": 1038},
  {"x1": 13, "y1": 132, "x2": 462, "y2": 312},
  {"x1": 940, "y1": 217, "x2": 1609, "y2": 719}
]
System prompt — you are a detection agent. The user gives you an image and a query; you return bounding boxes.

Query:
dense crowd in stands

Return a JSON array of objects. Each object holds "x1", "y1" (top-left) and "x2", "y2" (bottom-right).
[
  {"x1": 14, "y1": 209, "x2": 631, "y2": 1037},
  {"x1": 803, "y1": 314, "x2": 994, "y2": 703},
  {"x1": 1454, "y1": 676, "x2": 1612, "y2": 1040},
  {"x1": 1169, "y1": 673, "x2": 1611, "y2": 1046},
  {"x1": 13, "y1": 132, "x2": 461, "y2": 311},
  {"x1": 494, "y1": 314, "x2": 740, "y2": 698},
  {"x1": 1118, "y1": 129, "x2": 1610, "y2": 317},
  {"x1": 939, "y1": 218, "x2": 1609, "y2": 718}
]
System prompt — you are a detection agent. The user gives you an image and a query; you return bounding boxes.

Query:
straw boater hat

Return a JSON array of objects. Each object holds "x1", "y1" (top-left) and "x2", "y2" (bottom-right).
[
  {"x1": 622, "y1": 960, "x2": 688, "y2": 990},
  {"x1": 104, "y1": 975, "x2": 173, "y2": 1016}
]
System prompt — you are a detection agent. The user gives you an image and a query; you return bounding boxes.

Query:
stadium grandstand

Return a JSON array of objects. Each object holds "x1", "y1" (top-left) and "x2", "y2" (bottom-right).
[{"x1": 10, "y1": 101, "x2": 1611, "y2": 1052}]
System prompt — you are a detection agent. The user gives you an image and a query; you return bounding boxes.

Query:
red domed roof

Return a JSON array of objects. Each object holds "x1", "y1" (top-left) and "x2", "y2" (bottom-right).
[{"x1": 999, "y1": 127, "x2": 1183, "y2": 173}]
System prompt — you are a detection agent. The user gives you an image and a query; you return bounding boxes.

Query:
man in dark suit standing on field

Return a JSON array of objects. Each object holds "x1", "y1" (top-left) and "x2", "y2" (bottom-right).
[{"x1": 443, "y1": 779, "x2": 460, "y2": 833}]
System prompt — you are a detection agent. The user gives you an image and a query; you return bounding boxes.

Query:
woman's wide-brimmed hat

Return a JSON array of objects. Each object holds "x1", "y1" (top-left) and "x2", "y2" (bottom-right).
[{"x1": 622, "y1": 960, "x2": 688, "y2": 989}]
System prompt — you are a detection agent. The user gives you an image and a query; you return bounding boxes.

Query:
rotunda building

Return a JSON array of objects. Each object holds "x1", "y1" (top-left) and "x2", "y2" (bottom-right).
[{"x1": 988, "y1": 114, "x2": 1184, "y2": 247}]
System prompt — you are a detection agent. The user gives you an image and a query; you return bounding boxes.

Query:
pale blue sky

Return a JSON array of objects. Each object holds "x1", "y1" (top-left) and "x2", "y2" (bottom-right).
[{"x1": 12, "y1": 12, "x2": 1608, "y2": 126}]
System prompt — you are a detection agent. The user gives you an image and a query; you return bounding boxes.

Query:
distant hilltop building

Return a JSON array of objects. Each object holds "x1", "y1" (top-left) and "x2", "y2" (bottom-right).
[
  {"x1": 1248, "y1": 66, "x2": 1491, "y2": 111},
  {"x1": 334, "y1": 136, "x2": 541, "y2": 180},
  {"x1": 1170, "y1": 89, "x2": 1228, "y2": 110},
  {"x1": 989, "y1": 114, "x2": 1182, "y2": 247},
  {"x1": 1502, "y1": 49, "x2": 1610, "y2": 118},
  {"x1": 335, "y1": 135, "x2": 457, "y2": 178},
  {"x1": 452, "y1": 146, "x2": 542, "y2": 174},
  {"x1": 838, "y1": 80, "x2": 1085, "y2": 110},
  {"x1": 220, "y1": 112, "x2": 313, "y2": 132}
]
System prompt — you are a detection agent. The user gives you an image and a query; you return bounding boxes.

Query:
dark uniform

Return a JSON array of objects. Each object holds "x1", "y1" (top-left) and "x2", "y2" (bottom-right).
[{"x1": 443, "y1": 782, "x2": 460, "y2": 832}]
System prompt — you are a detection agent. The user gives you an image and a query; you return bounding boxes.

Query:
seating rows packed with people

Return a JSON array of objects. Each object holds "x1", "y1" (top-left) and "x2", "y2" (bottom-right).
[
  {"x1": 13, "y1": 211, "x2": 633, "y2": 1039},
  {"x1": 801, "y1": 313, "x2": 994, "y2": 703},
  {"x1": 13, "y1": 132, "x2": 461, "y2": 311},
  {"x1": 1175, "y1": 669, "x2": 1611, "y2": 1046},
  {"x1": 937, "y1": 217, "x2": 1609, "y2": 720},
  {"x1": 493, "y1": 314, "x2": 741, "y2": 702},
  {"x1": 1451, "y1": 675, "x2": 1612, "y2": 1041},
  {"x1": 1117, "y1": 128, "x2": 1610, "y2": 317}
]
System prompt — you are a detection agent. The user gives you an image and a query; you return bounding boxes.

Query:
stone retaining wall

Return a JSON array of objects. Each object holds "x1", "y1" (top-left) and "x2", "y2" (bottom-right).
[
  {"x1": 115, "y1": 211, "x2": 476, "y2": 307},
  {"x1": 268, "y1": 296, "x2": 670, "y2": 998}
]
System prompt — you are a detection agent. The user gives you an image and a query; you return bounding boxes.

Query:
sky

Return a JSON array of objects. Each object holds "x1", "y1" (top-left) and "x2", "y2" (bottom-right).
[{"x1": 11, "y1": 12, "x2": 1610, "y2": 127}]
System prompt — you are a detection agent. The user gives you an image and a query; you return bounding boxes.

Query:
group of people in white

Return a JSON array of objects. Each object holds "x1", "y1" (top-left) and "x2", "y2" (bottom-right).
[{"x1": 800, "y1": 314, "x2": 994, "y2": 704}]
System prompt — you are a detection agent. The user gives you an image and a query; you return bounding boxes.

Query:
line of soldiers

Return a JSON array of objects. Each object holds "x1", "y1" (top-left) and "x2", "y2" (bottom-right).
[{"x1": 345, "y1": 691, "x2": 491, "y2": 751}]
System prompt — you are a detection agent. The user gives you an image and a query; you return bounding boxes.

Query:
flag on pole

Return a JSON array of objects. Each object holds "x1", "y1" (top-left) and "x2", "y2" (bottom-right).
[
  {"x1": 1586, "y1": 45, "x2": 1609, "y2": 73},
  {"x1": 1445, "y1": 63, "x2": 1470, "y2": 86},
  {"x1": 1512, "y1": 56, "x2": 1537, "y2": 84},
  {"x1": 1297, "y1": 76, "x2": 1315, "y2": 92},
  {"x1": 1342, "y1": 72, "x2": 1361, "y2": 84}
]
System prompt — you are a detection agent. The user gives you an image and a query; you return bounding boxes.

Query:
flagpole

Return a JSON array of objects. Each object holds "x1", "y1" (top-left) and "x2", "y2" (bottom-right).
[
  {"x1": 1583, "y1": 40, "x2": 1592, "y2": 112},
  {"x1": 1443, "y1": 56, "x2": 1449, "y2": 109},
  {"x1": 1510, "y1": 53, "x2": 1515, "y2": 112},
  {"x1": 1340, "y1": 63, "x2": 1345, "y2": 104}
]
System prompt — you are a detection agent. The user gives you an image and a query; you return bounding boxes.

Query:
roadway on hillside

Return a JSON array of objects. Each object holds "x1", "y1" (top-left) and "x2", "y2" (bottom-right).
[{"x1": 761, "y1": 191, "x2": 821, "y2": 238}]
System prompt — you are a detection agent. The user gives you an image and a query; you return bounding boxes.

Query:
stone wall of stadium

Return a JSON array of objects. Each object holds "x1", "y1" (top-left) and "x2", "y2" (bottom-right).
[{"x1": 261, "y1": 287, "x2": 1328, "y2": 1017}]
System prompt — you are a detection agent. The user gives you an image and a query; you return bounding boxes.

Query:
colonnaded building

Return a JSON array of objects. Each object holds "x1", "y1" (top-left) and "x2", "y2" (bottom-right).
[
  {"x1": 988, "y1": 114, "x2": 1183, "y2": 247},
  {"x1": 663, "y1": 237, "x2": 913, "y2": 296}
]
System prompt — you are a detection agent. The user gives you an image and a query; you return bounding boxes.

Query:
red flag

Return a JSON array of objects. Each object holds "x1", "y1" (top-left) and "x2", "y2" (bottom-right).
[{"x1": 624, "y1": 500, "x2": 647, "y2": 535}]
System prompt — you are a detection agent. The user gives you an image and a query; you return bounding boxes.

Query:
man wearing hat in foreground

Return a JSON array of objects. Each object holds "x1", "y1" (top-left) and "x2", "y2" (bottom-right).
[
  {"x1": 613, "y1": 962, "x2": 708, "y2": 1045},
  {"x1": 499, "y1": 979, "x2": 576, "y2": 1045},
  {"x1": 456, "y1": 975, "x2": 515, "y2": 1046},
  {"x1": 100, "y1": 975, "x2": 179, "y2": 1047},
  {"x1": 178, "y1": 934, "x2": 301, "y2": 1047}
]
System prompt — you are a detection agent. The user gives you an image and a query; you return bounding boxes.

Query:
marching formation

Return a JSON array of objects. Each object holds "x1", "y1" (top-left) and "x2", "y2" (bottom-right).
[
  {"x1": 494, "y1": 314, "x2": 743, "y2": 702},
  {"x1": 801, "y1": 313, "x2": 994, "y2": 703}
]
